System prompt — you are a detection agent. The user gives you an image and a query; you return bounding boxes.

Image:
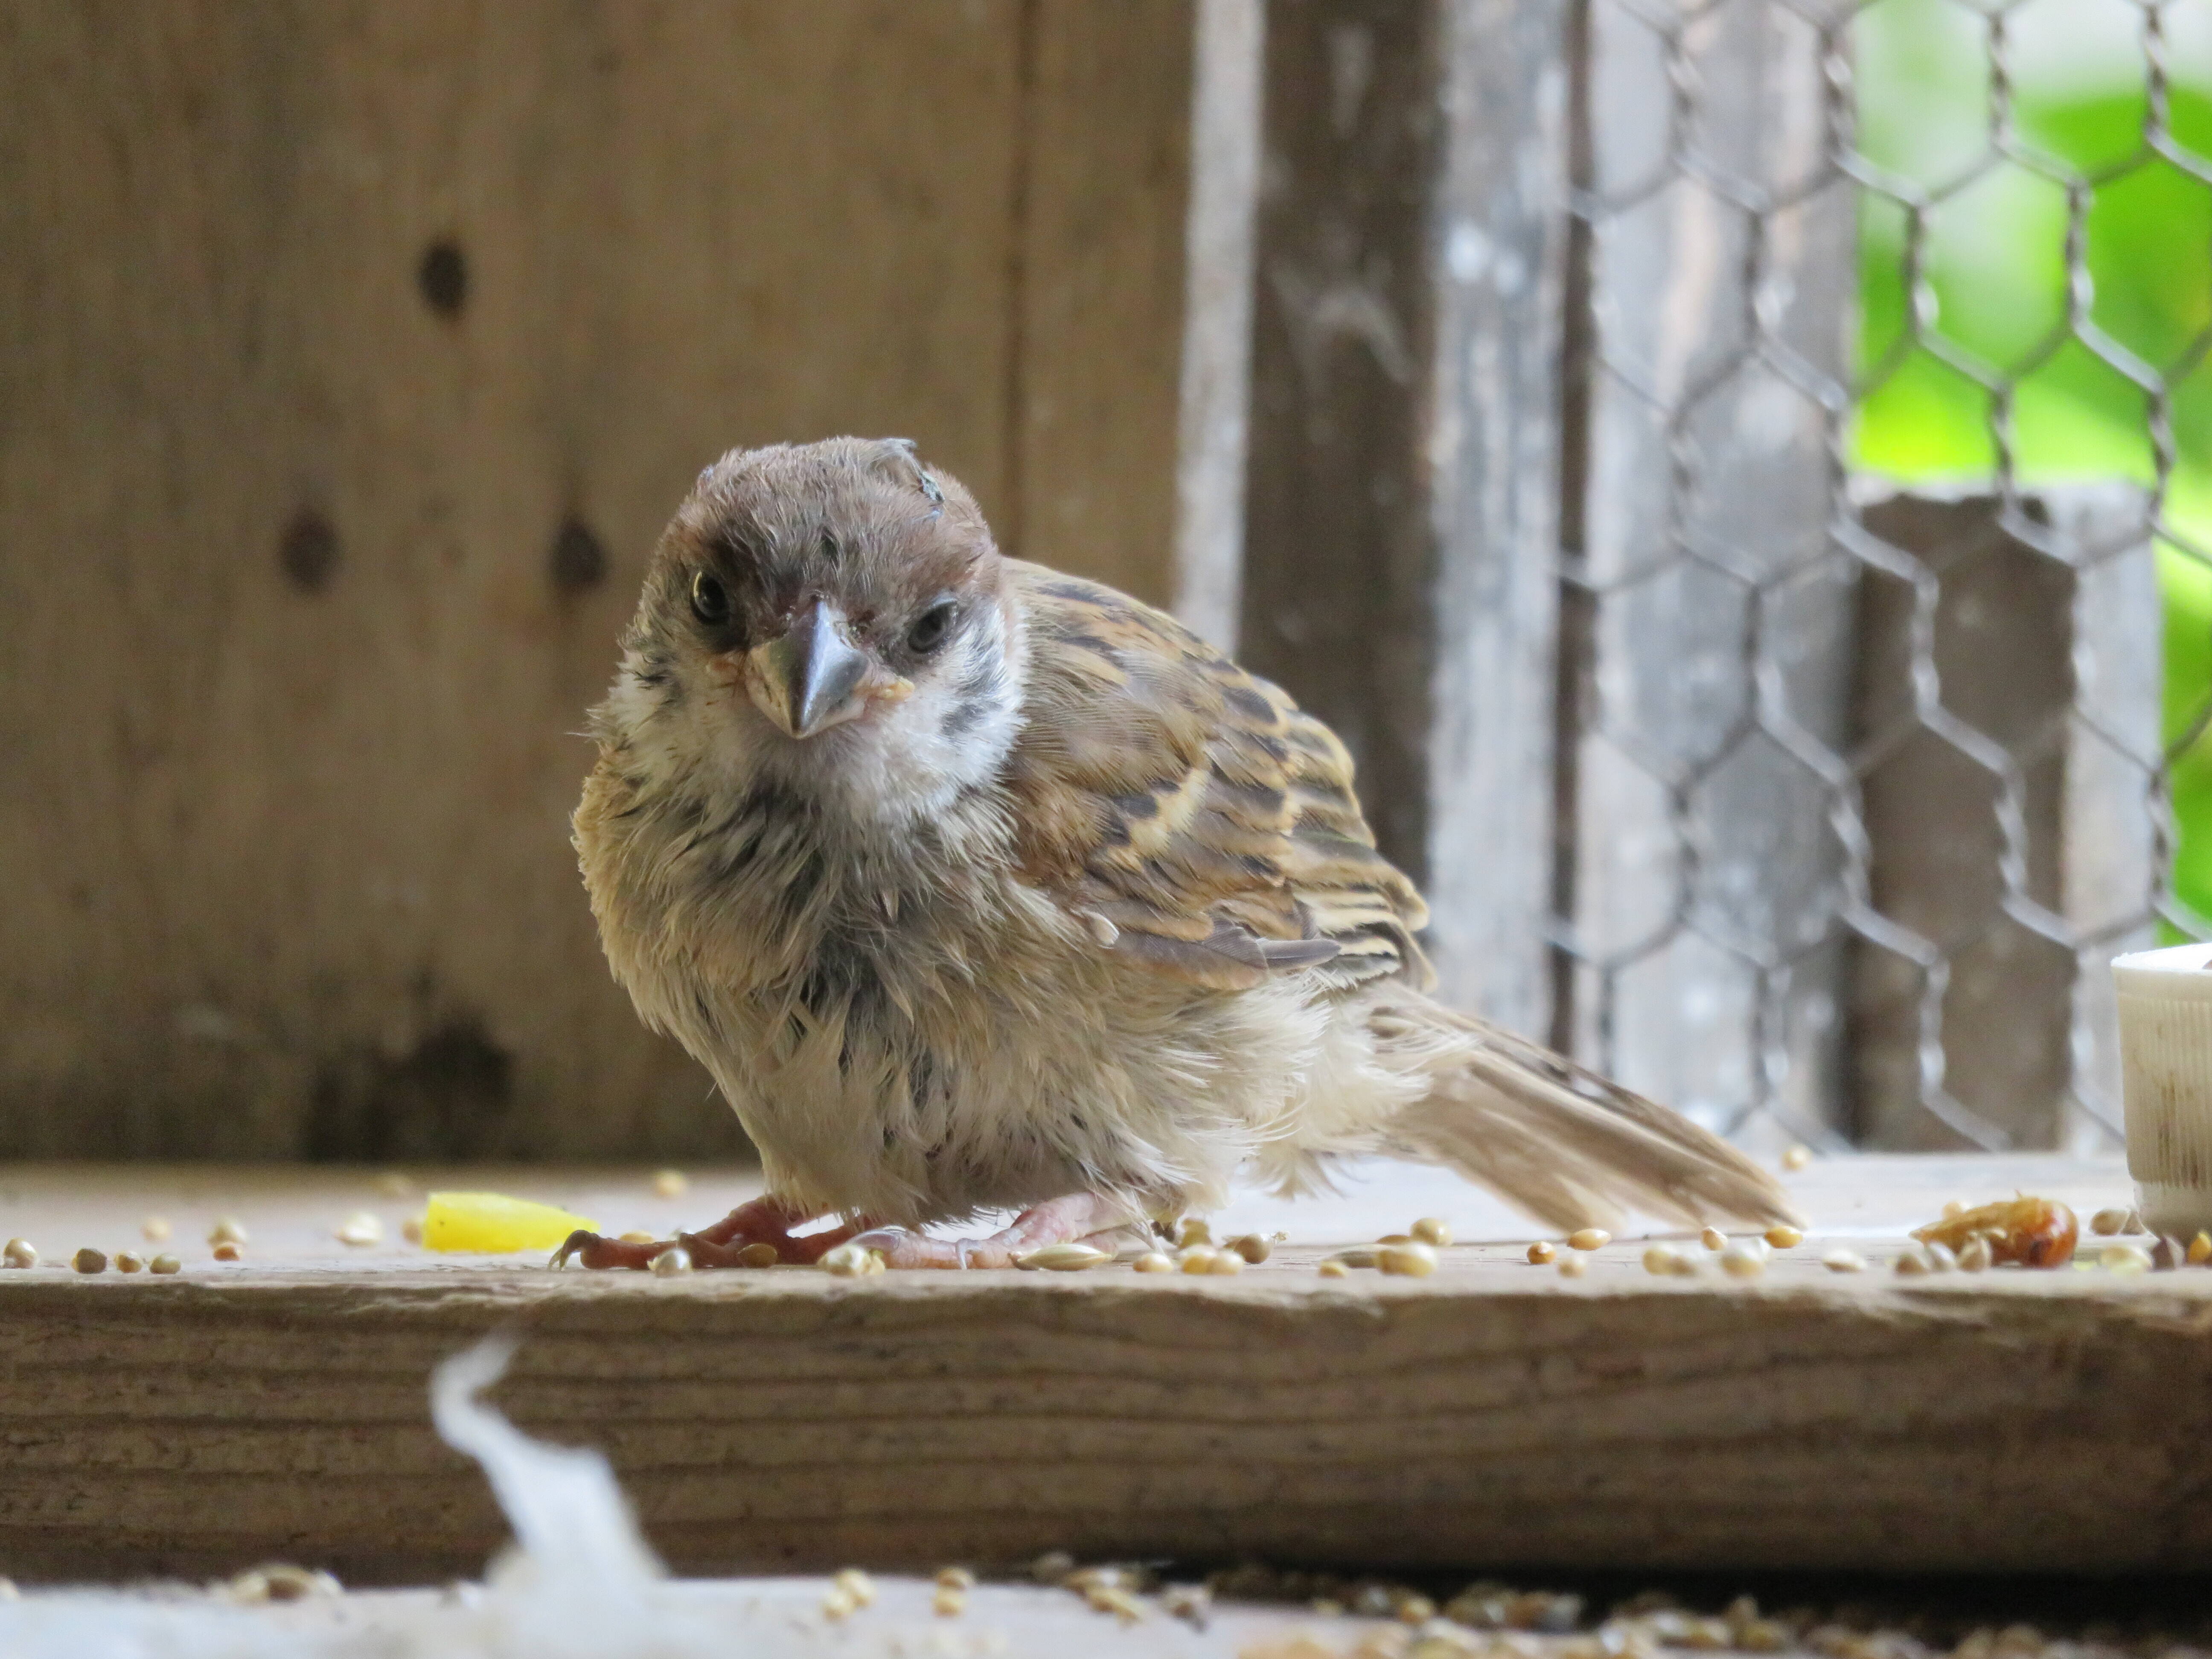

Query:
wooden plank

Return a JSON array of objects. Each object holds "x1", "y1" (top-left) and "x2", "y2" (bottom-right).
[
  {"x1": 1172, "y1": 0, "x2": 1265, "y2": 649},
  {"x1": 0, "y1": 1, "x2": 1190, "y2": 1160},
  {"x1": 1849, "y1": 486, "x2": 2160, "y2": 1151},
  {"x1": 0, "y1": 1155, "x2": 2199, "y2": 1584},
  {"x1": 1237, "y1": 0, "x2": 1569, "y2": 1026},
  {"x1": 1015, "y1": 0, "x2": 1194, "y2": 604}
]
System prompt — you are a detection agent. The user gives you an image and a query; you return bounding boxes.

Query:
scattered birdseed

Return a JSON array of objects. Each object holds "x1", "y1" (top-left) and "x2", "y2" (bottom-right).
[
  {"x1": 1781, "y1": 1145, "x2": 1812, "y2": 1171},
  {"x1": 1568, "y1": 1228, "x2": 1610, "y2": 1252},
  {"x1": 401, "y1": 1215, "x2": 425, "y2": 1245},
  {"x1": 2192, "y1": 1231, "x2": 2212, "y2": 1266},
  {"x1": 652, "y1": 1169, "x2": 689, "y2": 1199},
  {"x1": 737, "y1": 1242, "x2": 780, "y2": 1269},
  {"x1": 1527, "y1": 1240, "x2": 1556, "y2": 1264},
  {"x1": 335, "y1": 1212, "x2": 383, "y2": 1248},
  {"x1": 2102, "y1": 1243, "x2": 2152, "y2": 1273},
  {"x1": 209, "y1": 1217, "x2": 248, "y2": 1247},
  {"x1": 820, "y1": 1242, "x2": 884, "y2": 1277},
  {"x1": 227, "y1": 1563, "x2": 341, "y2": 1604},
  {"x1": 1228, "y1": 1233, "x2": 1272, "y2": 1263},
  {"x1": 1087, "y1": 1584, "x2": 1145, "y2": 1623},
  {"x1": 1764, "y1": 1225, "x2": 1803, "y2": 1249},
  {"x1": 1719, "y1": 1245, "x2": 1766, "y2": 1279},
  {"x1": 374, "y1": 1171, "x2": 415, "y2": 1199},
  {"x1": 2090, "y1": 1207, "x2": 2129, "y2": 1236},
  {"x1": 1177, "y1": 1218, "x2": 1212, "y2": 1248},
  {"x1": 1317, "y1": 1259, "x2": 1348, "y2": 1278},
  {"x1": 1558, "y1": 1254, "x2": 1589, "y2": 1278},
  {"x1": 150, "y1": 1254, "x2": 181, "y2": 1275},
  {"x1": 649, "y1": 1247, "x2": 692, "y2": 1276},
  {"x1": 3, "y1": 1238, "x2": 35, "y2": 1269},
  {"x1": 1700, "y1": 1227, "x2": 1726, "y2": 1251},
  {"x1": 1411, "y1": 1217, "x2": 1452, "y2": 1247},
  {"x1": 1134, "y1": 1251, "x2": 1176, "y2": 1273},
  {"x1": 1020, "y1": 1242, "x2": 1111, "y2": 1271},
  {"x1": 1642, "y1": 1245, "x2": 1681, "y2": 1276},
  {"x1": 932, "y1": 1586, "x2": 968, "y2": 1618},
  {"x1": 1915, "y1": 1195, "x2": 2078, "y2": 1268},
  {"x1": 141, "y1": 1215, "x2": 171, "y2": 1243},
  {"x1": 1162, "y1": 1583, "x2": 1211, "y2": 1629},
  {"x1": 1957, "y1": 1236, "x2": 1993, "y2": 1272},
  {"x1": 935, "y1": 1566, "x2": 975, "y2": 1591},
  {"x1": 618, "y1": 1230, "x2": 658, "y2": 1244},
  {"x1": 114, "y1": 1250, "x2": 144, "y2": 1273},
  {"x1": 833, "y1": 1568, "x2": 875, "y2": 1607},
  {"x1": 72, "y1": 1247, "x2": 107, "y2": 1274},
  {"x1": 1377, "y1": 1241, "x2": 1438, "y2": 1278}
]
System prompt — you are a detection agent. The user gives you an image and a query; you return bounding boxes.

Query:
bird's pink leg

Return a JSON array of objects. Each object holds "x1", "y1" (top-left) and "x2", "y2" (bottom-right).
[
  {"x1": 551, "y1": 1193, "x2": 841, "y2": 1270},
  {"x1": 849, "y1": 1192, "x2": 1149, "y2": 1269}
]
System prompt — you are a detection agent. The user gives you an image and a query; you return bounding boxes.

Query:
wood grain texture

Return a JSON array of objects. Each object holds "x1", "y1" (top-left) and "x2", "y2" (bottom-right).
[
  {"x1": 0, "y1": 1155, "x2": 2200, "y2": 1585},
  {"x1": 5, "y1": 1253, "x2": 2212, "y2": 1583},
  {"x1": 0, "y1": 0, "x2": 1190, "y2": 1159}
]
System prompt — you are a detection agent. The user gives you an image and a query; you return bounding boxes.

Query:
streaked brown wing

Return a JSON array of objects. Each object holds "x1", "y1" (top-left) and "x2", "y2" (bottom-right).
[{"x1": 1001, "y1": 563, "x2": 1432, "y2": 992}]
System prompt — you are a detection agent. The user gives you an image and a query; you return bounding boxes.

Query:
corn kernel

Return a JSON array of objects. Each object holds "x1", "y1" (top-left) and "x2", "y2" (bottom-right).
[
  {"x1": 1764, "y1": 1225, "x2": 1803, "y2": 1249},
  {"x1": 141, "y1": 1216, "x2": 171, "y2": 1243},
  {"x1": 212, "y1": 1241, "x2": 243, "y2": 1262},
  {"x1": 650, "y1": 1247, "x2": 692, "y2": 1276},
  {"x1": 1700, "y1": 1227, "x2": 1727, "y2": 1251},
  {"x1": 1719, "y1": 1245, "x2": 1766, "y2": 1279},
  {"x1": 1377, "y1": 1241, "x2": 1438, "y2": 1277},
  {"x1": 1821, "y1": 1248, "x2": 1865, "y2": 1273},
  {"x1": 737, "y1": 1242, "x2": 780, "y2": 1268},
  {"x1": 208, "y1": 1217, "x2": 248, "y2": 1246},
  {"x1": 114, "y1": 1250, "x2": 145, "y2": 1273},
  {"x1": 1527, "y1": 1240, "x2": 1556, "y2": 1265},
  {"x1": 935, "y1": 1567, "x2": 976, "y2": 1591},
  {"x1": 652, "y1": 1169, "x2": 689, "y2": 1199},
  {"x1": 2090, "y1": 1207, "x2": 2129, "y2": 1237},
  {"x1": 150, "y1": 1253, "x2": 182, "y2": 1275},
  {"x1": 1642, "y1": 1245, "x2": 1681, "y2": 1275},
  {"x1": 3, "y1": 1238, "x2": 35, "y2": 1269},
  {"x1": 335, "y1": 1212, "x2": 383, "y2": 1248},
  {"x1": 1568, "y1": 1228, "x2": 1610, "y2": 1252},
  {"x1": 2190, "y1": 1231, "x2": 2212, "y2": 1266},
  {"x1": 1317, "y1": 1259, "x2": 1349, "y2": 1278},
  {"x1": 1227, "y1": 1234, "x2": 1271, "y2": 1263},
  {"x1": 1411, "y1": 1217, "x2": 1452, "y2": 1247},
  {"x1": 1781, "y1": 1145, "x2": 1812, "y2": 1171},
  {"x1": 1558, "y1": 1254, "x2": 1589, "y2": 1279},
  {"x1": 73, "y1": 1248, "x2": 107, "y2": 1274},
  {"x1": 933, "y1": 1586, "x2": 968, "y2": 1618},
  {"x1": 1133, "y1": 1251, "x2": 1176, "y2": 1273}
]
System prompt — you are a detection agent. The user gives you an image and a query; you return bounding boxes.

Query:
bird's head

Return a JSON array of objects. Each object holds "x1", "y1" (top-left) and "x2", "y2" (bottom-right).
[{"x1": 597, "y1": 438, "x2": 1025, "y2": 824}]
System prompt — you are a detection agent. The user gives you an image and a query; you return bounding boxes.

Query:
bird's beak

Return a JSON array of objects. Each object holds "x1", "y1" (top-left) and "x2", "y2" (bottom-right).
[{"x1": 743, "y1": 600, "x2": 873, "y2": 740}]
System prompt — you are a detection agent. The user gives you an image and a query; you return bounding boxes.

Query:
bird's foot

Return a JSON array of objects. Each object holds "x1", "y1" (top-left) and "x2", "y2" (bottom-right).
[
  {"x1": 549, "y1": 1194, "x2": 840, "y2": 1271},
  {"x1": 849, "y1": 1192, "x2": 1147, "y2": 1269}
]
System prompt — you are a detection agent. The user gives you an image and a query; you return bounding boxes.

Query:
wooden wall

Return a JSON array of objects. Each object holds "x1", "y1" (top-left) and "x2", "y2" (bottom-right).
[{"x1": 0, "y1": 0, "x2": 1193, "y2": 1158}]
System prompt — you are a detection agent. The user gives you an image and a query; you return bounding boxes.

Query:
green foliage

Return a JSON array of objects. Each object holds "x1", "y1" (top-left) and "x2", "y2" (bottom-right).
[{"x1": 1849, "y1": 0, "x2": 2212, "y2": 922}]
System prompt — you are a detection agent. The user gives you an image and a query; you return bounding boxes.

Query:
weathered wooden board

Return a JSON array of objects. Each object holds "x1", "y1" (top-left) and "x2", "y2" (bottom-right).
[
  {"x1": 0, "y1": 0, "x2": 1193, "y2": 1161},
  {"x1": 1, "y1": 1153, "x2": 2202, "y2": 1585}
]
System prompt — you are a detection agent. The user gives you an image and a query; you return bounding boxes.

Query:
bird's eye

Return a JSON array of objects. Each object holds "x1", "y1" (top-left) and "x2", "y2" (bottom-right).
[
  {"x1": 905, "y1": 599, "x2": 957, "y2": 655},
  {"x1": 690, "y1": 570, "x2": 731, "y2": 628}
]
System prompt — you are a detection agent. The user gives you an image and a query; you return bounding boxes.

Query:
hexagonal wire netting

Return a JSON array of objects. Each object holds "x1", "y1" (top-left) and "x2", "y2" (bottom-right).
[{"x1": 1548, "y1": 0, "x2": 2212, "y2": 1151}]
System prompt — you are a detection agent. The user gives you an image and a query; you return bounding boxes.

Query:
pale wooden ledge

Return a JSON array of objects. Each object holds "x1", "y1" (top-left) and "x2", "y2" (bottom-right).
[{"x1": 0, "y1": 1153, "x2": 2202, "y2": 1584}]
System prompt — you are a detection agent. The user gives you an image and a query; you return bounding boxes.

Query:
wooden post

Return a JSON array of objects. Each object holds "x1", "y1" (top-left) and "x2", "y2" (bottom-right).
[
  {"x1": 1237, "y1": 0, "x2": 1570, "y2": 1030},
  {"x1": 1548, "y1": 0, "x2": 1860, "y2": 1141},
  {"x1": 1849, "y1": 486, "x2": 2159, "y2": 1151}
]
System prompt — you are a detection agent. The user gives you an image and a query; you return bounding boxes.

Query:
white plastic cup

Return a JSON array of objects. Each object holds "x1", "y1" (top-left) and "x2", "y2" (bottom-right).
[{"x1": 2114, "y1": 941, "x2": 2212, "y2": 1235}]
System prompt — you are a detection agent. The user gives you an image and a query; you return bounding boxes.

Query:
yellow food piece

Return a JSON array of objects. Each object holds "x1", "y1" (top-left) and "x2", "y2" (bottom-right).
[{"x1": 422, "y1": 1192, "x2": 597, "y2": 1254}]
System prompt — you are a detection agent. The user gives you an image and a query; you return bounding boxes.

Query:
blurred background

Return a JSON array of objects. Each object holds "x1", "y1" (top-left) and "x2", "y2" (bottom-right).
[{"x1": 1, "y1": 0, "x2": 2205, "y2": 1166}]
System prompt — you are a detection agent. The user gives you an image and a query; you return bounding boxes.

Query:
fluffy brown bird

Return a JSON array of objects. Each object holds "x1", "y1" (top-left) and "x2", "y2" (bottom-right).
[{"x1": 556, "y1": 437, "x2": 1795, "y2": 1270}]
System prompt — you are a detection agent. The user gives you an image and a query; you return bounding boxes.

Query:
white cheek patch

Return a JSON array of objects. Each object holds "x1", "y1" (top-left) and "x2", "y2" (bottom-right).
[{"x1": 604, "y1": 609, "x2": 1026, "y2": 830}]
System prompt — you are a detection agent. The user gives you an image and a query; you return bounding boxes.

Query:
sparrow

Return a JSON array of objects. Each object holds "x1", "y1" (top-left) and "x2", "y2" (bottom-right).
[{"x1": 554, "y1": 437, "x2": 1795, "y2": 1271}]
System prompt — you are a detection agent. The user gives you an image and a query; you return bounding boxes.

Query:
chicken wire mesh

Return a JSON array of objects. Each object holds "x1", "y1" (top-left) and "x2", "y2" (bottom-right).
[{"x1": 1548, "y1": 0, "x2": 2212, "y2": 1150}]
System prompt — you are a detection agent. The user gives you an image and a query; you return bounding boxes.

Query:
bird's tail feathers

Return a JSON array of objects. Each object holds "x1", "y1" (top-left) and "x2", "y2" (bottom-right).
[{"x1": 1371, "y1": 992, "x2": 1801, "y2": 1232}]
